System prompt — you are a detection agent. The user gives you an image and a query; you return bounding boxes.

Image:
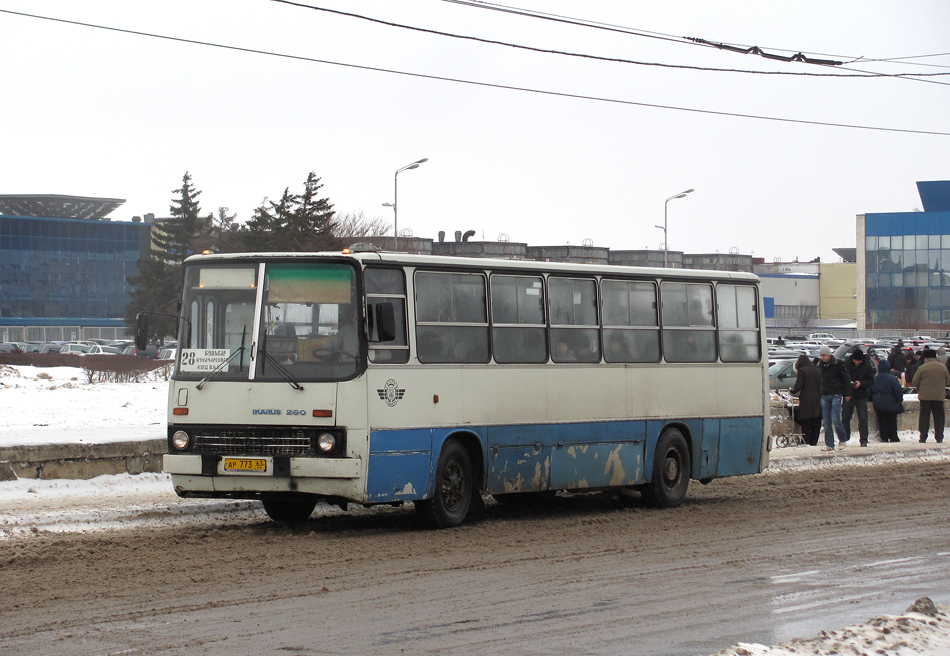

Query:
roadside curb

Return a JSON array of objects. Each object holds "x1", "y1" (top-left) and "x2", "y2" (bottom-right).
[{"x1": 0, "y1": 439, "x2": 167, "y2": 480}]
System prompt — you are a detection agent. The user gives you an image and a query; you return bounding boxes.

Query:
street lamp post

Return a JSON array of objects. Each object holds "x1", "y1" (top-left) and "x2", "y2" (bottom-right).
[
  {"x1": 655, "y1": 188, "x2": 694, "y2": 267},
  {"x1": 384, "y1": 158, "x2": 428, "y2": 251}
]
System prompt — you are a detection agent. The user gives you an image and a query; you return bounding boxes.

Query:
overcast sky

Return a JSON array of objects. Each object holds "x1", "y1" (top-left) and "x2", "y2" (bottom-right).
[{"x1": 1, "y1": 0, "x2": 948, "y2": 263}]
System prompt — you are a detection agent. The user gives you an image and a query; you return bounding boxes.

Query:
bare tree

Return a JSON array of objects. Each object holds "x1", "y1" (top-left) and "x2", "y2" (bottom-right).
[
  {"x1": 792, "y1": 302, "x2": 817, "y2": 332},
  {"x1": 332, "y1": 210, "x2": 391, "y2": 239}
]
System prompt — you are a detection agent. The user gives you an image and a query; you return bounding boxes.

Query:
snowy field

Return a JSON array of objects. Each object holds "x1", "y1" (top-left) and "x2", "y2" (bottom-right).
[
  {"x1": 1, "y1": 363, "x2": 949, "y2": 655},
  {"x1": 0, "y1": 363, "x2": 167, "y2": 445}
]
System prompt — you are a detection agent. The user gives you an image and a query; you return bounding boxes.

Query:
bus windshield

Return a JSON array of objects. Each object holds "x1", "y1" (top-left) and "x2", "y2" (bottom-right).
[{"x1": 176, "y1": 261, "x2": 361, "y2": 382}]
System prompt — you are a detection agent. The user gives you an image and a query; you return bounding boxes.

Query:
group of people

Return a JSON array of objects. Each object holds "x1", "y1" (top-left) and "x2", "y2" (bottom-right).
[
  {"x1": 791, "y1": 343, "x2": 950, "y2": 450},
  {"x1": 885, "y1": 339, "x2": 950, "y2": 385}
]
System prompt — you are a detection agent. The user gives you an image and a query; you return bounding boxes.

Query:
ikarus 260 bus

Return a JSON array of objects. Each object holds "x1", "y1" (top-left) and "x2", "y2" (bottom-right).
[{"x1": 147, "y1": 248, "x2": 770, "y2": 528}]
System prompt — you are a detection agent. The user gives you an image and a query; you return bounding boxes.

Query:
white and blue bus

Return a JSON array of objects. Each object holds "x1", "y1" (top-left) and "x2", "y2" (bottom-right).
[{"x1": 153, "y1": 249, "x2": 769, "y2": 527}]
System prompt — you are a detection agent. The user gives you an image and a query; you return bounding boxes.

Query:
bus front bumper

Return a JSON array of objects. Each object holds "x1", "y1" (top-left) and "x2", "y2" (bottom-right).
[{"x1": 163, "y1": 454, "x2": 362, "y2": 479}]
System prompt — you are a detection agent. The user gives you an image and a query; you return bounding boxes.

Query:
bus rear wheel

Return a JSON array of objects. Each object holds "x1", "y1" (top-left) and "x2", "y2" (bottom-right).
[
  {"x1": 416, "y1": 439, "x2": 473, "y2": 528},
  {"x1": 641, "y1": 428, "x2": 690, "y2": 508},
  {"x1": 262, "y1": 494, "x2": 317, "y2": 522}
]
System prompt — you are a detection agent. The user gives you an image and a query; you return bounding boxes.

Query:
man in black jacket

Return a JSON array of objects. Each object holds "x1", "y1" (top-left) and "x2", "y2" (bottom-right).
[
  {"x1": 818, "y1": 345, "x2": 852, "y2": 451},
  {"x1": 888, "y1": 340, "x2": 906, "y2": 376},
  {"x1": 841, "y1": 348, "x2": 875, "y2": 447}
]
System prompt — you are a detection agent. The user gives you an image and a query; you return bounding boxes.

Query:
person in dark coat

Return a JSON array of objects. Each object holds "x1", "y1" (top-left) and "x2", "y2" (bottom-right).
[
  {"x1": 841, "y1": 348, "x2": 876, "y2": 446},
  {"x1": 817, "y1": 345, "x2": 852, "y2": 451},
  {"x1": 869, "y1": 360, "x2": 904, "y2": 443},
  {"x1": 888, "y1": 341, "x2": 906, "y2": 375},
  {"x1": 791, "y1": 354, "x2": 822, "y2": 446},
  {"x1": 904, "y1": 351, "x2": 920, "y2": 386}
]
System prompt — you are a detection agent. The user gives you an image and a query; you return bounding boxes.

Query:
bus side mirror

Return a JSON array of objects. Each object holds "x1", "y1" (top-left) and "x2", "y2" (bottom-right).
[
  {"x1": 135, "y1": 313, "x2": 149, "y2": 350},
  {"x1": 374, "y1": 303, "x2": 397, "y2": 342}
]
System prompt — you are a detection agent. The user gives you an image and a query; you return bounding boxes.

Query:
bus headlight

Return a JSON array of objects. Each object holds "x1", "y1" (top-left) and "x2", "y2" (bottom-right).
[
  {"x1": 317, "y1": 433, "x2": 337, "y2": 453},
  {"x1": 172, "y1": 430, "x2": 191, "y2": 450}
]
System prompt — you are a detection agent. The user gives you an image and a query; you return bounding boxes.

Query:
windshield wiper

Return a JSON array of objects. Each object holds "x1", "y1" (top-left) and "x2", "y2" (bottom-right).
[
  {"x1": 196, "y1": 327, "x2": 247, "y2": 391},
  {"x1": 258, "y1": 333, "x2": 305, "y2": 391}
]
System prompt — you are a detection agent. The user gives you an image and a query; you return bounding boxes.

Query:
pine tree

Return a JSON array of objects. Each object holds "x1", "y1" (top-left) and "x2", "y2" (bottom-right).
[
  {"x1": 193, "y1": 206, "x2": 239, "y2": 254},
  {"x1": 241, "y1": 188, "x2": 297, "y2": 251},
  {"x1": 157, "y1": 171, "x2": 210, "y2": 263},
  {"x1": 125, "y1": 172, "x2": 210, "y2": 341},
  {"x1": 292, "y1": 172, "x2": 338, "y2": 251},
  {"x1": 239, "y1": 173, "x2": 340, "y2": 252}
]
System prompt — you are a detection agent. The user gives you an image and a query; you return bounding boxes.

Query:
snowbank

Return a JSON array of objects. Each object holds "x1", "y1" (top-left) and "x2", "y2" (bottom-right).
[{"x1": 709, "y1": 599, "x2": 950, "y2": 656}]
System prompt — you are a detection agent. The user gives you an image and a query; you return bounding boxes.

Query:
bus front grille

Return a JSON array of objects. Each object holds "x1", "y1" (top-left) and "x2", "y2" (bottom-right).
[{"x1": 193, "y1": 427, "x2": 315, "y2": 456}]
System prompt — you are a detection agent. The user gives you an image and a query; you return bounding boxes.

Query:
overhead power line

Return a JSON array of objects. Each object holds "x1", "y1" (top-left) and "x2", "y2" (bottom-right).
[
  {"x1": 441, "y1": 0, "x2": 950, "y2": 83},
  {"x1": 854, "y1": 52, "x2": 950, "y2": 70},
  {"x1": 271, "y1": 0, "x2": 949, "y2": 84},
  {"x1": 686, "y1": 38, "x2": 842, "y2": 66},
  {"x1": 271, "y1": 0, "x2": 950, "y2": 86},
  {"x1": 1, "y1": 9, "x2": 947, "y2": 137}
]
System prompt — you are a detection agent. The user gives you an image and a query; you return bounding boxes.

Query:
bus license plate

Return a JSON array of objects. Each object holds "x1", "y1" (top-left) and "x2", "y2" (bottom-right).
[{"x1": 224, "y1": 458, "x2": 267, "y2": 472}]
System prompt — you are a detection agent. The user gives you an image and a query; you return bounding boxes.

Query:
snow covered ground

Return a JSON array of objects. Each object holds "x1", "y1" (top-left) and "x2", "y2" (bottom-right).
[
  {"x1": 1, "y1": 364, "x2": 949, "y2": 655},
  {"x1": 0, "y1": 363, "x2": 167, "y2": 445}
]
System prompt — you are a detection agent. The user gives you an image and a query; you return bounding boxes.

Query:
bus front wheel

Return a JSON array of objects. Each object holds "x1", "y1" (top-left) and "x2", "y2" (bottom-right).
[
  {"x1": 416, "y1": 439, "x2": 473, "y2": 528},
  {"x1": 641, "y1": 429, "x2": 690, "y2": 508},
  {"x1": 262, "y1": 494, "x2": 317, "y2": 522}
]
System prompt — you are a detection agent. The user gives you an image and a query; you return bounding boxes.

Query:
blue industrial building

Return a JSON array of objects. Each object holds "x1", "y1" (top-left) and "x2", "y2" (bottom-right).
[
  {"x1": 858, "y1": 181, "x2": 950, "y2": 330},
  {"x1": 0, "y1": 195, "x2": 152, "y2": 329}
]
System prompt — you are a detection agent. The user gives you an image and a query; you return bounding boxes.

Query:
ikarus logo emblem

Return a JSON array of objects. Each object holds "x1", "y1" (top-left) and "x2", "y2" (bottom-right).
[{"x1": 377, "y1": 379, "x2": 406, "y2": 407}]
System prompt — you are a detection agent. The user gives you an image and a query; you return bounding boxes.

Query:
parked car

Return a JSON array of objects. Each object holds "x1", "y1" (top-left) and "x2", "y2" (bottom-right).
[
  {"x1": 87, "y1": 344, "x2": 120, "y2": 355},
  {"x1": 135, "y1": 344, "x2": 159, "y2": 359},
  {"x1": 37, "y1": 342, "x2": 66, "y2": 354},
  {"x1": 808, "y1": 332, "x2": 837, "y2": 341},
  {"x1": 768, "y1": 348, "x2": 807, "y2": 360},
  {"x1": 769, "y1": 358, "x2": 799, "y2": 390},
  {"x1": 833, "y1": 342, "x2": 883, "y2": 366},
  {"x1": 60, "y1": 343, "x2": 94, "y2": 356},
  {"x1": 795, "y1": 341, "x2": 828, "y2": 351},
  {"x1": 157, "y1": 348, "x2": 177, "y2": 360}
]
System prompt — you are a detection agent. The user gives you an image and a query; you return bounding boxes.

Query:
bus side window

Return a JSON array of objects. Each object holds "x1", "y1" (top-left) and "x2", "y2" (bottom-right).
[
  {"x1": 415, "y1": 271, "x2": 490, "y2": 364},
  {"x1": 549, "y1": 277, "x2": 600, "y2": 363},
  {"x1": 717, "y1": 284, "x2": 760, "y2": 362},
  {"x1": 601, "y1": 280, "x2": 660, "y2": 363},
  {"x1": 366, "y1": 267, "x2": 409, "y2": 364},
  {"x1": 490, "y1": 275, "x2": 547, "y2": 363},
  {"x1": 661, "y1": 282, "x2": 716, "y2": 363}
]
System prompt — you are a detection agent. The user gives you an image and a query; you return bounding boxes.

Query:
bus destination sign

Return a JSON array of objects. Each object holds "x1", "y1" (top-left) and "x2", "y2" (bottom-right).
[{"x1": 179, "y1": 349, "x2": 231, "y2": 372}]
